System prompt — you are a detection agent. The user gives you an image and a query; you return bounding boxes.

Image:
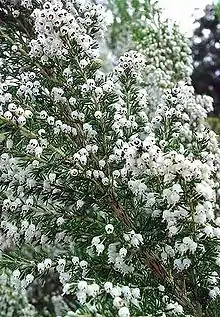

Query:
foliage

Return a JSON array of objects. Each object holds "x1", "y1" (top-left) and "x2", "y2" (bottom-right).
[{"x1": 1, "y1": 1, "x2": 220, "y2": 317}]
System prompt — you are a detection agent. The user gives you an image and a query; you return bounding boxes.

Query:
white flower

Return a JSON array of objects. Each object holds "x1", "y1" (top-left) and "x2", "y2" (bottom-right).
[
  {"x1": 102, "y1": 177, "x2": 109, "y2": 185},
  {"x1": 166, "y1": 303, "x2": 175, "y2": 311},
  {"x1": 131, "y1": 287, "x2": 141, "y2": 298},
  {"x1": 92, "y1": 236, "x2": 101, "y2": 246},
  {"x1": 118, "y1": 307, "x2": 130, "y2": 317},
  {"x1": 203, "y1": 225, "x2": 214, "y2": 237},
  {"x1": 57, "y1": 217, "x2": 65, "y2": 225},
  {"x1": 37, "y1": 262, "x2": 45, "y2": 273},
  {"x1": 76, "y1": 291, "x2": 87, "y2": 304},
  {"x1": 86, "y1": 283, "x2": 100, "y2": 297},
  {"x1": 48, "y1": 172, "x2": 56, "y2": 183},
  {"x1": 69, "y1": 97, "x2": 76, "y2": 105},
  {"x1": 158, "y1": 285, "x2": 165, "y2": 292},
  {"x1": 173, "y1": 303, "x2": 183, "y2": 314},
  {"x1": 113, "y1": 296, "x2": 124, "y2": 308},
  {"x1": 72, "y1": 256, "x2": 79, "y2": 265},
  {"x1": 76, "y1": 200, "x2": 84, "y2": 209},
  {"x1": 94, "y1": 111, "x2": 102, "y2": 119},
  {"x1": 78, "y1": 281, "x2": 87, "y2": 291},
  {"x1": 12, "y1": 269, "x2": 21, "y2": 279},
  {"x1": 79, "y1": 260, "x2": 88, "y2": 270},
  {"x1": 110, "y1": 286, "x2": 122, "y2": 297},
  {"x1": 104, "y1": 282, "x2": 113, "y2": 293},
  {"x1": 131, "y1": 233, "x2": 143, "y2": 247},
  {"x1": 195, "y1": 181, "x2": 215, "y2": 201},
  {"x1": 24, "y1": 109, "x2": 33, "y2": 118},
  {"x1": 26, "y1": 273, "x2": 34, "y2": 284},
  {"x1": 4, "y1": 110, "x2": 13, "y2": 120},
  {"x1": 35, "y1": 146, "x2": 43, "y2": 157},
  {"x1": 105, "y1": 224, "x2": 114, "y2": 234},
  {"x1": 47, "y1": 116, "x2": 55, "y2": 125},
  {"x1": 168, "y1": 225, "x2": 178, "y2": 236},
  {"x1": 17, "y1": 115, "x2": 26, "y2": 126},
  {"x1": 39, "y1": 110, "x2": 47, "y2": 119},
  {"x1": 163, "y1": 187, "x2": 180, "y2": 205},
  {"x1": 99, "y1": 159, "x2": 106, "y2": 168},
  {"x1": 119, "y1": 247, "x2": 127, "y2": 258},
  {"x1": 209, "y1": 287, "x2": 220, "y2": 299},
  {"x1": 96, "y1": 243, "x2": 105, "y2": 255},
  {"x1": 44, "y1": 258, "x2": 52, "y2": 268},
  {"x1": 58, "y1": 258, "x2": 66, "y2": 267},
  {"x1": 122, "y1": 286, "x2": 131, "y2": 298},
  {"x1": 62, "y1": 283, "x2": 71, "y2": 295}
]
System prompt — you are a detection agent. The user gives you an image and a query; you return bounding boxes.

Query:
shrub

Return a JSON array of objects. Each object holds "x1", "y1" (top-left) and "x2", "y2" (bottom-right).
[{"x1": 1, "y1": 1, "x2": 220, "y2": 316}]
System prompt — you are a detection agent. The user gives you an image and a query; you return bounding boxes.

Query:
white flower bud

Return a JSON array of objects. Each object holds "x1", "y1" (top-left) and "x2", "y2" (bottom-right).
[
  {"x1": 104, "y1": 281, "x2": 113, "y2": 293},
  {"x1": 79, "y1": 260, "x2": 88, "y2": 270},
  {"x1": 72, "y1": 256, "x2": 79, "y2": 265},
  {"x1": 24, "y1": 109, "x2": 33, "y2": 118},
  {"x1": 12, "y1": 269, "x2": 21, "y2": 279},
  {"x1": 105, "y1": 224, "x2": 114, "y2": 234},
  {"x1": 94, "y1": 111, "x2": 102, "y2": 119},
  {"x1": 4, "y1": 111, "x2": 12, "y2": 120}
]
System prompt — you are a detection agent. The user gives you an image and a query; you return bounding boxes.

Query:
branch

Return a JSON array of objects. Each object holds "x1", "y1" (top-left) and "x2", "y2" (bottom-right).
[{"x1": 108, "y1": 194, "x2": 204, "y2": 317}]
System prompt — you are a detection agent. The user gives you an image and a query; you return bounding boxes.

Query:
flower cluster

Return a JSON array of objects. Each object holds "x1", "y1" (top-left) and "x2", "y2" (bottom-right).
[
  {"x1": 67, "y1": 280, "x2": 141, "y2": 317},
  {"x1": 30, "y1": 0, "x2": 107, "y2": 61}
]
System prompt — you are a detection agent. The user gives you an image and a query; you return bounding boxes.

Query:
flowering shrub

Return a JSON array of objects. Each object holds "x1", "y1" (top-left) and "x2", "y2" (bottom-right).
[
  {"x1": 108, "y1": 0, "x2": 192, "y2": 80},
  {"x1": 107, "y1": 0, "x2": 193, "y2": 117},
  {"x1": 1, "y1": 0, "x2": 220, "y2": 316}
]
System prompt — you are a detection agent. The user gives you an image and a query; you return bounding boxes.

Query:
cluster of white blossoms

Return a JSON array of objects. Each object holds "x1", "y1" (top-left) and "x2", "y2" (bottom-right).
[
  {"x1": 1, "y1": 0, "x2": 220, "y2": 316},
  {"x1": 109, "y1": 76, "x2": 220, "y2": 291},
  {"x1": 0, "y1": 75, "x2": 39, "y2": 128},
  {"x1": 63, "y1": 280, "x2": 141, "y2": 317},
  {"x1": 142, "y1": 17, "x2": 193, "y2": 82},
  {"x1": 29, "y1": 0, "x2": 107, "y2": 61}
]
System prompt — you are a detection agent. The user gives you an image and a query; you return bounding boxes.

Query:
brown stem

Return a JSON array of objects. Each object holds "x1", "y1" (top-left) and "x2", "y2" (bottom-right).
[
  {"x1": 109, "y1": 195, "x2": 204, "y2": 317},
  {"x1": 109, "y1": 194, "x2": 134, "y2": 228}
]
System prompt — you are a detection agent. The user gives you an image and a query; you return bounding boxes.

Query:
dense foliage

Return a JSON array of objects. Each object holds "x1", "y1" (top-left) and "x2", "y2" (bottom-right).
[{"x1": 1, "y1": 1, "x2": 220, "y2": 317}]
